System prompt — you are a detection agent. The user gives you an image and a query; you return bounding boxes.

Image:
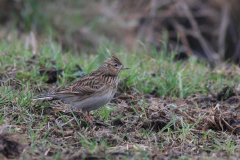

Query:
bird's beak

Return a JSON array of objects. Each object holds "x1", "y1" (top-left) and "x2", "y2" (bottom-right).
[{"x1": 122, "y1": 66, "x2": 129, "y2": 70}]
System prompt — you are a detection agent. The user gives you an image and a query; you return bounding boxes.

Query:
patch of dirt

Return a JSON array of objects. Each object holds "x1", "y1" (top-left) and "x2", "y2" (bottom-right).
[
  {"x1": 217, "y1": 86, "x2": 237, "y2": 101},
  {"x1": 39, "y1": 68, "x2": 64, "y2": 84},
  {"x1": 197, "y1": 86, "x2": 238, "y2": 105},
  {"x1": 3, "y1": 82, "x2": 240, "y2": 159},
  {"x1": 111, "y1": 119, "x2": 123, "y2": 126},
  {"x1": 0, "y1": 132, "x2": 27, "y2": 159},
  {"x1": 142, "y1": 119, "x2": 172, "y2": 131}
]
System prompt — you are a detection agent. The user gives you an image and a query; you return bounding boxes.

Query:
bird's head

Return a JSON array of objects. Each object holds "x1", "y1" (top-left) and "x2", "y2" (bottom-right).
[{"x1": 99, "y1": 55, "x2": 129, "y2": 76}]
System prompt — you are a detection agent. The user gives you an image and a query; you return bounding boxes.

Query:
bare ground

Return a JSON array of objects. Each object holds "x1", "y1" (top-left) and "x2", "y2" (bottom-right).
[{"x1": 1, "y1": 82, "x2": 240, "y2": 159}]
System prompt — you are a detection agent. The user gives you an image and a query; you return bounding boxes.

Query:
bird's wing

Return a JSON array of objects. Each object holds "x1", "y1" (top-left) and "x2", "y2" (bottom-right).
[
  {"x1": 56, "y1": 72, "x2": 104, "y2": 96},
  {"x1": 32, "y1": 74, "x2": 103, "y2": 101}
]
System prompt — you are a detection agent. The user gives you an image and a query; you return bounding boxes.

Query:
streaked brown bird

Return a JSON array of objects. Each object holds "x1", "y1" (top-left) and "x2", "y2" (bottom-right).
[{"x1": 33, "y1": 55, "x2": 129, "y2": 126}]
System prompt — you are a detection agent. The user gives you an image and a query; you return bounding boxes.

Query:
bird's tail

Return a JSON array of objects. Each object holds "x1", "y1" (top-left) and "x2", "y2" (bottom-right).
[{"x1": 32, "y1": 94, "x2": 57, "y2": 101}]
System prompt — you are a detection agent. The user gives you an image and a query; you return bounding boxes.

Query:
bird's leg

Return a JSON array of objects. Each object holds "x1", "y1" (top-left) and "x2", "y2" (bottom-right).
[{"x1": 84, "y1": 111, "x2": 93, "y2": 127}]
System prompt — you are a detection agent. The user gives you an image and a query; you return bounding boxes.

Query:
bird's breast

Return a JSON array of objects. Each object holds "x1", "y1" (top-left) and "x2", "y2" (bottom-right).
[{"x1": 71, "y1": 87, "x2": 116, "y2": 112}]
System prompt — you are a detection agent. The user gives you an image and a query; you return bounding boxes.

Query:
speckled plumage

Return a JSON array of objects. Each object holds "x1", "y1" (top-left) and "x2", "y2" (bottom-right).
[{"x1": 34, "y1": 55, "x2": 129, "y2": 125}]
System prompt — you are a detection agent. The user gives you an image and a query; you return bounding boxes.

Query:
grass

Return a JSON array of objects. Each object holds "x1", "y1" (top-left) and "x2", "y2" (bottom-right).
[
  {"x1": 1, "y1": 38, "x2": 240, "y2": 159},
  {"x1": 1, "y1": 39, "x2": 240, "y2": 97}
]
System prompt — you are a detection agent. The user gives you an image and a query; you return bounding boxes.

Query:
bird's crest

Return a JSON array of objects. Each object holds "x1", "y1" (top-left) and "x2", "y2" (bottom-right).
[{"x1": 110, "y1": 54, "x2": 122, "y2": 65}]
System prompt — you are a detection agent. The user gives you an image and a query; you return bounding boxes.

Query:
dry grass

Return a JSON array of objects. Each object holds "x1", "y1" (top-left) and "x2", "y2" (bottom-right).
[
  {"x1": 1, "y1": 1, "x2": 240, "y2": 159},
  {"x1": 1, "y1": 39, "x2": 240, "y2": 159}
]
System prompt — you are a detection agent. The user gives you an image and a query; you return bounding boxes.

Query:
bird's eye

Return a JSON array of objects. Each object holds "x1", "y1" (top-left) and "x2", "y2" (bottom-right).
[{"x1": 114, "y1": 64, "x2": 118, "y2": 67}]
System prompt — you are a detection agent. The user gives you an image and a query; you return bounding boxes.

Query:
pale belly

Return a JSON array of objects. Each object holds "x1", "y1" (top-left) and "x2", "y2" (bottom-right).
[{"x1": 70, "y1": 90, "x2": 115, "y2": 112}]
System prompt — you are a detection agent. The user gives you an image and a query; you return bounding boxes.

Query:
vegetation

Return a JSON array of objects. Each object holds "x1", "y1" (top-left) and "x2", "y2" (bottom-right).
[
  {"x1": 1, "y1": 39, "x2": 240, "y2": 159},
  {"x1": 1, "y1": 0, "x2": 240, "y2": 159}
]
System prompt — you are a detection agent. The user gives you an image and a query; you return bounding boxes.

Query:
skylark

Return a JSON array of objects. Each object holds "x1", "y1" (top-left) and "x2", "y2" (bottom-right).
[{"x1": 34, "y1": 55, "x2": 129, "y2": 126}]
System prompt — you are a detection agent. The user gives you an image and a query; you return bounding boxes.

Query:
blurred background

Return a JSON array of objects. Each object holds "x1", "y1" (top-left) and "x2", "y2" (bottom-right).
[{"x1": 1, "y1": 0, "x2": 240, "y2": 66}]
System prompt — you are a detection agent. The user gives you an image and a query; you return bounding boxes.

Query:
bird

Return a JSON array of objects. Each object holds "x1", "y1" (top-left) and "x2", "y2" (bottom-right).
[{"x1": 33, "y1": 55, "x2": 129, "y2": 126}]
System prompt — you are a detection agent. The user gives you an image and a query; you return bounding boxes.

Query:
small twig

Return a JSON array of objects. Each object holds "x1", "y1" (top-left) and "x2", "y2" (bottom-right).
[
  {"x1": 221, "y1": 117, "x2": 234, "y2": 130},
  {"x1": 218, "y1": 115, "x2": 224, "y2": 131},
  {"x1": 231, "y1": 125, "x2": 240, "y2": 134},
  {"x1": 146, "y1": 0, "x2": 157, "y2": 43},
  {"x1": 218, "y1": 4, "x2": 230, "y2": 60},
  {"x1": 180, "y1": 2, "x2": 219, "y2": 65},
  {"x1": 183, "y1": 111, "x2": 196, "y2": 122},
  {"x1": 171, "y1": 19, "x2": 193, "y2": 56}
]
